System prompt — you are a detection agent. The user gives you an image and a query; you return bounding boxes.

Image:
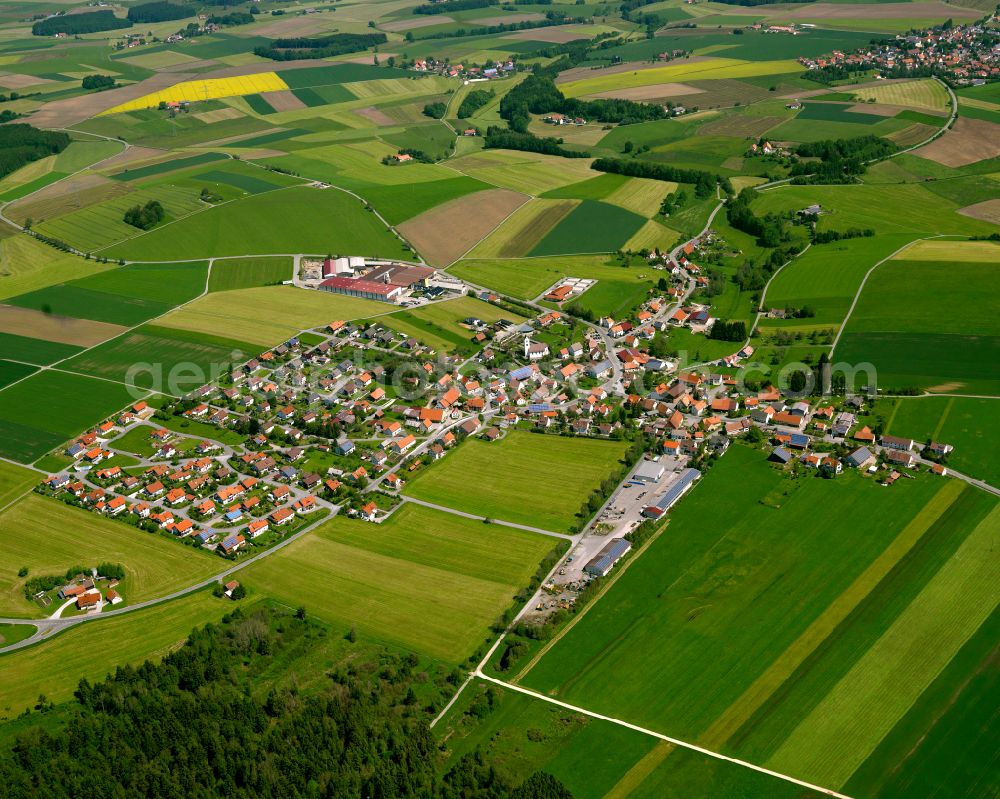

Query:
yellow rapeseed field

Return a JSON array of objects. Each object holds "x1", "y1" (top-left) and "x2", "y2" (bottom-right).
[{"x1": 101, "y1": 72, "x2": 289, "y2": 115}]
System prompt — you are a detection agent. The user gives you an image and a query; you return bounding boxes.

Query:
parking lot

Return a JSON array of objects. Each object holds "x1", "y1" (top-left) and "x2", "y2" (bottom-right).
[{"x1": 552, "y1": 454, "x2": 688, "y2": 586}]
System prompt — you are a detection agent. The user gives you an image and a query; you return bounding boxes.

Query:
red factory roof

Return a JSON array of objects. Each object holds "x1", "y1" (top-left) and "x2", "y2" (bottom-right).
[{"x1": 320, "y1": 277, "x2": 400, "y2": 296}]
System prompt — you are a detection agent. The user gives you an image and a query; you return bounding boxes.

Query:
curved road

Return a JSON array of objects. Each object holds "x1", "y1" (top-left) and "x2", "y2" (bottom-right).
[{"x1": 0, "y1": 507, "x2": 337, "y2": 654}]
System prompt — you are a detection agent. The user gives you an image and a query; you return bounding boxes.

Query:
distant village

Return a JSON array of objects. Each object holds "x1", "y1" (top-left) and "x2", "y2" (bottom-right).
[{"x1": 798, "y1": 13, "x2": 1000, "y2": 85}]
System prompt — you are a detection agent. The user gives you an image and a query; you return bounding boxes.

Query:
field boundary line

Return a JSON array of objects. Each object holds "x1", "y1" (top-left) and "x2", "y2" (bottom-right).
[
  {"x1": 510, "y1": 521, "x2": 668, "y2": 684},
  {"x1": 828, "y1": 234, "x2": 952, "y2": 357},
  {"x1": 474, "y1": 671, "x2": 855, "y2": 799}
]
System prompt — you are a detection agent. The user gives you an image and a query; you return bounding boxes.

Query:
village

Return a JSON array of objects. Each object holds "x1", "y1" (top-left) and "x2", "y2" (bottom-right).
[
  {"x1": 31, "y1": 231, "x2": 960, "y2": 622},
  {"x1": 797, "y1": 12, "x2": 1000, "y2": 85}
]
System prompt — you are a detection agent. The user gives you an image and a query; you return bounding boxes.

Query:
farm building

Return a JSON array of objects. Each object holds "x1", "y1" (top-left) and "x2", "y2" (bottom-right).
[
  {"x1": 585, "y1": 538, "x2": 632, "y2": 577},
  {"x1": 319, "y1": 277, "x2": 403, "y2": 302}
]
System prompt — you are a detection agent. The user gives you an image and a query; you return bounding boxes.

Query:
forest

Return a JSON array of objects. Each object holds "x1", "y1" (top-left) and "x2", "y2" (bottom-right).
[
  {"x1": 255, "y1": 33, "x2": 387, "y2": 60},
  {"x1": 484, "y1": 127, "x2": 588, "y2": 157},
  {"x1": 414, "y1": 0, "x2": 497, "y2": 14},
  {"x1": 0, "y1": 607, "x2": 573, "y2": 799},
  {"x1": 31, "y1": 10, "x2": 131, "y2": 36},
  {"x1": 791, "y1": 135, "x2": 897, "y2": 183},
  {"x1": 498, "y1": 74, "x2": 664, "y2": 133},
  {"x1": 126, "y1": 1, "x2": 193, "y2": 23},
  {"x1": 0, "y1": 124, "x2": 70, "y2": 181}
]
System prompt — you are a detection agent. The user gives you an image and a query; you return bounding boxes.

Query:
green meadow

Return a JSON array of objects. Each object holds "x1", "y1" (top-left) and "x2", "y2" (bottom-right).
[
  {"x1": 404, "y1": 432, "x2": 628, "y2": 533},
  {"x1": 835, "y1": 258, "x2": 1000, "y2": 394},
  {"x1": 103, "y1": 187, "x2": 410, "y2": 261},
  {"x1": 241, "y1": 502, "x2": 555, "y2": 663},
  {"x1": 519, "y1": 445, "x2": 998, "y2": 795}
]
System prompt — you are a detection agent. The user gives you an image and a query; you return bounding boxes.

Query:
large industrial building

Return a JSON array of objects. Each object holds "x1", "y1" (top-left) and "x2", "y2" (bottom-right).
[
  {"x1": 316, "y1": 259, "x2": 437, "y2": 303},
  {"x1": 318, "y1": 276, "x2": 404, "y2": 302},
  {"x1": 584, "y1": 538, "x2": 632, "y2": 578}
]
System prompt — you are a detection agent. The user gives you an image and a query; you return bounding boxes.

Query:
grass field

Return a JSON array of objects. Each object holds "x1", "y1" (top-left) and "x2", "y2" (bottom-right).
[
  {"x1": 0, "y1": 371, "x2": 135, "y2": 462},
  {"x1": 440, "y1": 684, "x2": 819, "y2": 799},
  {"x1": 448, "y1": 255, "x2": 654, "y2": 306},
  {"x1": 61, "y1": 323, "x2": 259, "y2": 392},
  {"x1": 0, "y1": 460, "x2": 37, "y2": 511},
  {"x1": 0, "y1": 494, "x2": 220, "y2": 617},
  {"x1": 103, "y1": 187, "x2": 410, "y2": 261},
  {"x1": 851, "y1": 78, "x2": 950, "y2": 112},
  {"x1": 5, "y1": 260, "x2": 208, "y2": 327},
  {"x1": 241, "y1": 502, "x2": 555, "y2": 662},
  {"x1": 834, "y1": 258, "x2": 1000, "y2": 394},
  {"x1": 752, "y1": 183, "x2": 996, "y2": 238},
  {"x1": 404, "y1": 432, "x2": 628, "y2": 533},
  {"x1": 884, "y1": 396, "x2": 1000, "y2": 488},
  {"x1": 379, "y1": 294, "x2": 527, "y2": 353},
  {"x1": 35, "y1": 184, "x2": 207, "y2": 254},
  {"x1": 109, "y1": 152, "x2": 228, "y2": 182},
  {"x1": 529, "y1": 200, "x2": 647, "y2": 256},
  {"x1": 560, "y1": 58, "x2": 802, "y2": 98},
  {"x1": 0, "y1": 590, "x2": 232, "y2": 714},
  {"x1": 207, "y1": 256, "x2": 292, "y2": 292},
  {"x1": 763, "y1": 235, "x2": 915, "y2": 329},
  {"x1": 362, "y1": 176, "x2": 493, "y2": 225},
  {"x1": 518, "y1": 445, "x2": 998, "y2": 794},
  {"x1": 0, "y1": 235, "x2": 113, "y2": 301},
  {"x1": 156, "y1": 285, "x2": 388, "y2": 347}
]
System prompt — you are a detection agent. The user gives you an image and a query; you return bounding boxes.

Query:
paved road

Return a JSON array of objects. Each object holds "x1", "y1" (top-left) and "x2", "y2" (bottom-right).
[{"x1": 402, "y1": 496, "x2": 573, "y2": 540}]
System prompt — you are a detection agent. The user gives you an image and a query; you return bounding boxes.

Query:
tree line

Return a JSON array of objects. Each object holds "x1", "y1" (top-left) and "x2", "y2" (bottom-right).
[
  {"x1": 592, "y1": 157, "x2": 730, "y2": 197},
  {"x1": 255, "y1": 32, "x2": 386, "y2": 60}
]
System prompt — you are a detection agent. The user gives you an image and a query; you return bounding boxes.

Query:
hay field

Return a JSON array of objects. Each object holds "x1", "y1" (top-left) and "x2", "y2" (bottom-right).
[
  {"x1": 241, "y1": 503, "x2": 555, "y2": 662},
  {"x1": 158, "y1": 285, "x2": 387, "y2": 346},
  {"x1": 102, "y1": 72, "x2": 290, "y2": 115},
  {"x1": 851, "y1": 78, "x2": 950, "y2": 113},
  {"x1": 0, "y1": 304, "x2": 125, "y2": 347},
  {"x1": 892, "y1": 239, "x2": 1000, "y2": 262},
  {"x1": 450, "y1": 150, "x2": 600, "y2": 195},
  {"x1": 466, "y1": 198, "x2": 577, "y2": 258},
  {"x1": 559, "y1": 58, "x2": 801, "y2": 99},
  {"x1": 604, "y1": 177, "x2": 673, "y2": 217},
  {"x1": 398, "y1": 188, "x2": 528, "y2": 266}
]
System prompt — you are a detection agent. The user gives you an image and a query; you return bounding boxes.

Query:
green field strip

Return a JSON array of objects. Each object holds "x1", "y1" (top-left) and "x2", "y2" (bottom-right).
[
  {"x1": 192, "y1": 168, "x2": 285, "y2": 194},
  {"x1": 842, "y1": 607, "x2": 1000, "y2": 799},
  {"x1": 766, "y1": 501, "x2": 1000, "y2": 788},
  {"x1": 0, "y1": 360, "x2": 37, "y2": 390},
  {"x1": 699, "y1": 478, "x2": 965, "y2": 751},
  {"x1": 243, "y1": 93, "x2": 277, "y2": 115},
  {"x1": 0, "y1": 332, "x2": 83, "y2": 365},
  {"x1": 227, "y1": 128, "x2": 308, "y2": 148},
  {"x1": 0, "y1": 171, "x2": 69, "y2": 203},
  {"x1": 109, "y1": 152, "x2": 228, "y2": 181}
]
